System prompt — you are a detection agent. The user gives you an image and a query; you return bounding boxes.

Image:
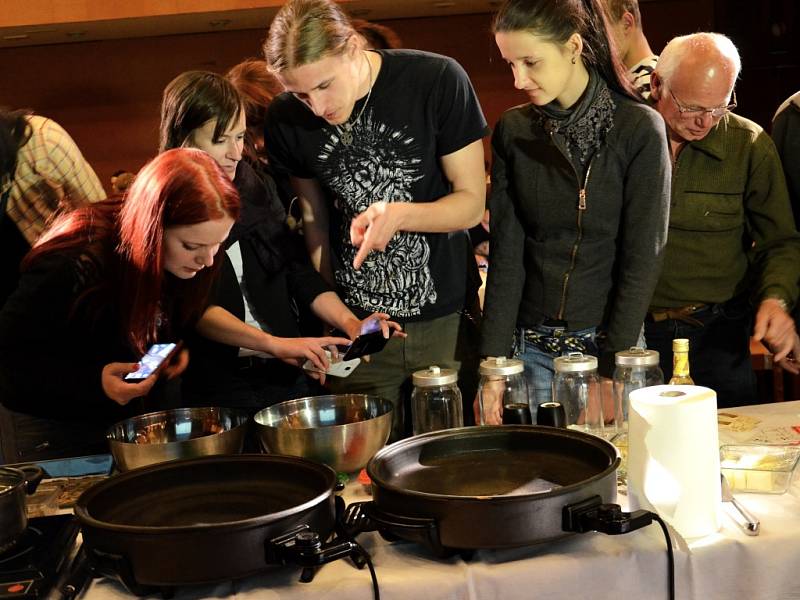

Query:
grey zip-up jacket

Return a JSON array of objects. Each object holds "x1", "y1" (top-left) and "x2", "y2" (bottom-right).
[{"x1": 480, "y1": 89, "x2": 671, "y2": 376}]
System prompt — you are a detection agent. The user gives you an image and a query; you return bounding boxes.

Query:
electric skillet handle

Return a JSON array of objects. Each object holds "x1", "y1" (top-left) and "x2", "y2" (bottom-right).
[
  {"x1": 265, "y1": 525, "x2": 359, "y2": 568},
  {"x1": 353, "y1": 501, "x2": 446, "y2": 555}
]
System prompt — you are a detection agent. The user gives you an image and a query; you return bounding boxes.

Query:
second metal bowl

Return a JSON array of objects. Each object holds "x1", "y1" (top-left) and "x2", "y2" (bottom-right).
[
  {"x1": 107, "y1": 407, "x2": 249, "y2": 471},
  {"x1": 253, "y1": 394, "x2": 393, "y2": 473}
]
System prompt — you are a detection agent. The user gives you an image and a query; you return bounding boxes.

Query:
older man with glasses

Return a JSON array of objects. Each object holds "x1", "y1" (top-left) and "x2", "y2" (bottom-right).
[{"x1": 644, "y1": 32, "x2": 800, "y2": 407}]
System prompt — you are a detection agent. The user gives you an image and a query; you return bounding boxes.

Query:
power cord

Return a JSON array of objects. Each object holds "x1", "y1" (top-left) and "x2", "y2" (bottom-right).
[
  {"x1": 352, "y1": 540, "x2": 381, "y2": 600},
  {"x1": 563, "y1": 496, "x2": 675, "y2": 600},
  {"x1": 650, "y1": 513, "x2": 675, "y2": 600}
]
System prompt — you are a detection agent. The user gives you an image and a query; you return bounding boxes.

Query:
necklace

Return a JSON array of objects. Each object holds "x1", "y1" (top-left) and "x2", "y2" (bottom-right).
[{"x1": 338, "y1": 52, "x2": 373, "y2": 146}]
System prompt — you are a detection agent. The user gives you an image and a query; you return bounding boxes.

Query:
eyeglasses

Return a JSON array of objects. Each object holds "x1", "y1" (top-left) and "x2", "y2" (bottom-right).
[{"x1": 669, "y1": 89, "x2": 737, "y2": 119}]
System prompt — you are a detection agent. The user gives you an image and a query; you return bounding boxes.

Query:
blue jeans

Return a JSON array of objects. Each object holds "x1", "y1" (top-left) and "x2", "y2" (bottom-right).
[{"x1": 515, "y1": 325, "x2": 600, "y2": 421}]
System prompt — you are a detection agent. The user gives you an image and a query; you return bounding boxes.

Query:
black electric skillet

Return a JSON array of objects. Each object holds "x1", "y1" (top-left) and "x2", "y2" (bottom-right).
[{"x1": 74, "y1": 454, "x2": 365, "y2": 595}]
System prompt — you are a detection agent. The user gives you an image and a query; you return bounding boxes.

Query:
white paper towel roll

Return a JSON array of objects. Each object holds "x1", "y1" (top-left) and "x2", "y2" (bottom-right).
[{"x1": 628, "y1": 385, "x2": 721, "y2": 539}]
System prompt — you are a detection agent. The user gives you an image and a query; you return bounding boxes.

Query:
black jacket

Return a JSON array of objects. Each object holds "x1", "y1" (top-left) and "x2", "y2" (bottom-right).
[
  {"x1": 181, "y1": 162, "x2": 331, "y2": 401},
  {"x1": 0, "y1": 252, "x2": 160, "y2": 424},
  {"x1": 480, "y1": 88, "x2": 671, "y2": 375}
]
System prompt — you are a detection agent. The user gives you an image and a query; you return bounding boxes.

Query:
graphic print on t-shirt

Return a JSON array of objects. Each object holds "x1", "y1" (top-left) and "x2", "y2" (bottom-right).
[{"x1": 318, "y1": 109, "x2": 436, "y2": 318}]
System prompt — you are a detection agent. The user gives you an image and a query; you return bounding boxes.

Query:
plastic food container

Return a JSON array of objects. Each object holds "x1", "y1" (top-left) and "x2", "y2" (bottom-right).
[{"x1": 720, "y1": 444, "x2": 800, "y2": 494}]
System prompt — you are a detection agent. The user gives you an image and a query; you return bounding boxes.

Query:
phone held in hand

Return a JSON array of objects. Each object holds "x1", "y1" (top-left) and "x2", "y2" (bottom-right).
[
  {"x1": 302, "y1": 351, "x2": 361, "y2": 378},
  {"x1": 124, "y1": 342, "x2": 182, "y2": 383},
  {"x1": 339, "y1": 330, "x2": 390, "y2": 361}
]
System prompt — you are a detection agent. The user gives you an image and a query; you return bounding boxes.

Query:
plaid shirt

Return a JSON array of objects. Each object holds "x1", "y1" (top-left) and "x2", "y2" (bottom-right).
[{"x1": 4, "y1": 115, "x2": 106, "y2": 245}]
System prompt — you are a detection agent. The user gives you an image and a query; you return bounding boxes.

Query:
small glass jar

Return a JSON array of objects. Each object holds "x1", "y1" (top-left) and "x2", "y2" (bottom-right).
[
  {"x1": 477, "y1": 357, "x2": 529, "y2": 425},
  {"x1": 410, "y1": 366, "x2": 463, "y2": 435},
  {"x1": 612, "y1": 348, "x2": 663, "y2": 484},
  {"x1": 552, "y1": 352, "x2": 603, "y2": 437},
  {"x1": 612, "y1": 347, "x2": 663, "y2": 437}
]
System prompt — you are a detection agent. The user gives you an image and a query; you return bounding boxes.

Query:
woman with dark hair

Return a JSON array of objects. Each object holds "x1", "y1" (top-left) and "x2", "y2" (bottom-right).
[
  {"x1": 0, "y1": 148, "x2": 239, "y2": 461},
  {"x1": 478, "y1": 0, "x2": 671, "y2": 423},
  {"x1": 160, "y1": 70, "x2": 400, "y2": 411}
]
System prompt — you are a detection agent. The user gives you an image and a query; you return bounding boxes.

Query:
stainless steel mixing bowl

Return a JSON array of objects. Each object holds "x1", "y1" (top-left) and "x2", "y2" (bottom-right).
[
  {"x1": 107, "y1": 407, "x2": 249, "y2": 471},
  {"x1": 253, "y1": 394, "x2": 393, "y2": 473}
]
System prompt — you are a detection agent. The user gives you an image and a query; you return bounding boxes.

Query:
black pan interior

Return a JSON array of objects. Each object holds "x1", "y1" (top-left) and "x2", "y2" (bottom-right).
[
  {"x1": 370, "y1": 426, "x2": 616, "y2": 497},
  {"x1": 78, "y1": 456, "x2": 334, "y2": 528}
]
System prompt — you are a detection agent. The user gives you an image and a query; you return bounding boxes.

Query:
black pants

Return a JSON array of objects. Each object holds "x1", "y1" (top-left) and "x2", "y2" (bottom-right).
[
  {"x1": 644, "y1": 299, "x2": 758, "y2": 408},
  {"x1": 0, "y1": 216, "x2": 30, "y2": 310}
]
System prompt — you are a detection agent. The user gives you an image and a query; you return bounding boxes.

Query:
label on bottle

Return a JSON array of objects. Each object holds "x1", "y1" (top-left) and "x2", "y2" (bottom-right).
[
  {"x1": 673, "y1": 352, "x2": 690, "y2": 376},
  {"x1": 669, "y1": 351, "x2": 694, "y2": 385}
]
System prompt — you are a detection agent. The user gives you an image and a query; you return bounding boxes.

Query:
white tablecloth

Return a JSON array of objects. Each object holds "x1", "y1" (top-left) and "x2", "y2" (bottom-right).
[{"x1": 81, "y1": 402, "x2": 800, "y2": 600}]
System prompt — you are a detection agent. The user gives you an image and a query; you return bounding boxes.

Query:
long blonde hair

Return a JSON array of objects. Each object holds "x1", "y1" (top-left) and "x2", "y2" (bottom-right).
[{"x1": 264, "y1": 0, "x2": 356, "y2": 74}]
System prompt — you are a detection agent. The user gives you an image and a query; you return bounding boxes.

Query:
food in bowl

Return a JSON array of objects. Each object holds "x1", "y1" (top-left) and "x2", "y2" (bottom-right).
[{"x1": 720, "y1": 444, "x2": 800, "y2": 494}]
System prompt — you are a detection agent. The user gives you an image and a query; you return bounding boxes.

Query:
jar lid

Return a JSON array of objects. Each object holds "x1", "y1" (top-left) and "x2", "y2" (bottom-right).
[
  {"x1": 479, "y1": 356, "x2": 524, "y2": 376},
  {"x1": 553, "y1": 352, "x2": 597, "y2": 373},
  {"x1": 615, "y1": 347, "x2": 660, "y2": 367},
  {"x1": 412, "y1": 365, "x2": 458, "y2": 386}
]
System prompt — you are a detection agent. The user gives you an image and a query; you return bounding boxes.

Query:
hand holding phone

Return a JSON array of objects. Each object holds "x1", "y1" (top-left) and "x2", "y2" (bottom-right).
[
  {"x1": 339, "y1": 330, "x2": 390, "y2": 361},
  {"x1": 102, "y1": 363, "x2": 157, "y2": 406},
  {"x1": 302, "y1": 350, "x2": 361, "y2": 378},
  {"x1": 124, "y1": 342, "x2": 182, "y2": 383}
]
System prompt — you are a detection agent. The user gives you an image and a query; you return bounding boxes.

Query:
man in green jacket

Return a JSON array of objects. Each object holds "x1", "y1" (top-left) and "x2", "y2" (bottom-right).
[{"x1": 644, "y1": 32, "x2": 800, "y2": 407}]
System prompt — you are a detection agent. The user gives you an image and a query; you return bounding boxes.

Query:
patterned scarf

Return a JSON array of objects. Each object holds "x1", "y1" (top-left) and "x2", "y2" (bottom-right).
[{"x1": 533, "y1": 69, "x2": 616, "y2": 167}]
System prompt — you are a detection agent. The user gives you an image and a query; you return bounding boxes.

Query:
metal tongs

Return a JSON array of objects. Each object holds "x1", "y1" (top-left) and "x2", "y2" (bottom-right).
[{"x1": 720, "y1": 473, "x2": 760, "y2": 536}]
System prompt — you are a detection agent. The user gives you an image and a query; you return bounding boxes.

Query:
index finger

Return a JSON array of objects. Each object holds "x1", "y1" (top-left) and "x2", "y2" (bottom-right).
[
  {"x1": 321, "y1": 336, "x2": 352, "y2": 347},
  {"x1": 352, "y1": 243, "x2": 371, "y2": 270}
]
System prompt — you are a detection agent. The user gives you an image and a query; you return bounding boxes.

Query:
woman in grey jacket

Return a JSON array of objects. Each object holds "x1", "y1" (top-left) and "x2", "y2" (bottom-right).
[{"x1": 479, "y1": 0, "x2": 671, "y2": 423}]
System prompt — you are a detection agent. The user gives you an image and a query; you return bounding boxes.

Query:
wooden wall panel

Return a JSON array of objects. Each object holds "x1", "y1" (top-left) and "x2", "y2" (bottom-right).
[{"x1": 1, "y1": 2, "x2": 791, "y2": 196}]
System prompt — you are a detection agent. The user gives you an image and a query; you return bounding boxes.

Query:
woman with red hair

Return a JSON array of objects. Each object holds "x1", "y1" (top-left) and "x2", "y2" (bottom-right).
[{"x1": 0, "y1": 148, "x2": 239, "y2": 461}]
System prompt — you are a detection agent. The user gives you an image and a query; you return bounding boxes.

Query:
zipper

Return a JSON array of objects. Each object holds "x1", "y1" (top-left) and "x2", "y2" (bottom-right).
[{"x1": 556, "y1": 160, "x2": 593, "y2": 320}]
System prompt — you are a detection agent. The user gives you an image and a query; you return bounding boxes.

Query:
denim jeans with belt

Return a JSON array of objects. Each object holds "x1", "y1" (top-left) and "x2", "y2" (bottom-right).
[
  {"x1": 514, "y1": 324, "x2": 600, "y2": 421},
  {"x1": 644, "y1": 299, "x2": 757, "y2": 408}
]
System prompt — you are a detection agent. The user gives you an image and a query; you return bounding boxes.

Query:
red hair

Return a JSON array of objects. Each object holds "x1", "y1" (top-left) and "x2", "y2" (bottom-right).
[
  {"x1": 25, "y1": 148, "x2": 240, "y2": 354},
  {"x1": 225, "y1": 59, "x2": 282, "y2": 163}
]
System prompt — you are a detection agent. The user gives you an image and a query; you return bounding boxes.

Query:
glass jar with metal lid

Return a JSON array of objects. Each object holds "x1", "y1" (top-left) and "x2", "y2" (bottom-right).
[
  {"x1": 612, "y1": 347, "x2": 663, "y2": 436},
  {"x1": 477, "y1": 357, "x2": 529, "y2": 425},
  {"x1": 552, "y1": 352, "x2": 603, "y2": 436},
  {"x1": 411, "y1": 366, "x2": 463, "y2": 435}
]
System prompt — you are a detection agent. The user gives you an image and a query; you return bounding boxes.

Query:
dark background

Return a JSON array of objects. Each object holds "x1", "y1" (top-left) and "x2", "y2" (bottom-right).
[{"x1": 1, "y1": 0, "x2": 797, "y2": 194}]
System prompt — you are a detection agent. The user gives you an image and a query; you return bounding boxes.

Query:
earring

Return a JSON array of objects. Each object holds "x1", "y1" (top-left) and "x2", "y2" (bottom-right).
[{"x1": 571, "y1": 56, "x2": 577, "y2": 64}]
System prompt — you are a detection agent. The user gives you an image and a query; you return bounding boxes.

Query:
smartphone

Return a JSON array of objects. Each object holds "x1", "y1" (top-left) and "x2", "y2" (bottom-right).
[
  {"x1": 302, "y1": 351, "x2": 361, "y2": 378},
  {"x1": 124, "y1": 342, "x2": 181, "y2": 383},
  {"x1": 340, "y1": 330, "x2": 390, "y2": 361}
]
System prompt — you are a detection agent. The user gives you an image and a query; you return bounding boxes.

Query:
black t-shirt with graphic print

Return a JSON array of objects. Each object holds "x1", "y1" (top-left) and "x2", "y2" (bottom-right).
[{"x1": 265, "y1": 49, "x2": 489, "y2": 322}]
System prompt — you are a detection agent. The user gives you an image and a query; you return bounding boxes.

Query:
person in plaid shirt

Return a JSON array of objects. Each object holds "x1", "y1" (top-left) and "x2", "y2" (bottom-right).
[{"x1": 1, "y1": 108, "x2": 106, "y2": 306}]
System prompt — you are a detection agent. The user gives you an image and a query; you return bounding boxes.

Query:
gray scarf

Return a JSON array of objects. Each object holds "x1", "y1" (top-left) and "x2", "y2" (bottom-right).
[{"x1": 533, "y1": 69, "x2": 616, "y2": 168}]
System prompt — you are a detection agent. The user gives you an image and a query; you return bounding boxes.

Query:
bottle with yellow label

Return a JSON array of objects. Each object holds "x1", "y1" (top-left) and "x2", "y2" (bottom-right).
[{"x1": 669, "y1": 338, "x2": 695, "y2": 385}]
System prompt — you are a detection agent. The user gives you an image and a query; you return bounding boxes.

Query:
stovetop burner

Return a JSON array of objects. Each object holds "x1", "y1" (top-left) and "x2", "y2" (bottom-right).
[{"x1": 0, "y1": 515, "x2": 79, "y2": 599}]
